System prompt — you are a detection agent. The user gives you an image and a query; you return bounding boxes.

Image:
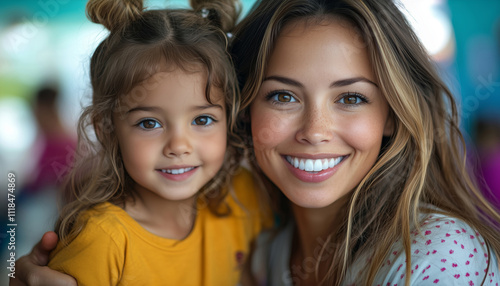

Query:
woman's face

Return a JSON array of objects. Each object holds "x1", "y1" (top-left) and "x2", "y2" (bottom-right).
[{"x1": 250, "y1": 19, "x2": 393, "y2": 208}]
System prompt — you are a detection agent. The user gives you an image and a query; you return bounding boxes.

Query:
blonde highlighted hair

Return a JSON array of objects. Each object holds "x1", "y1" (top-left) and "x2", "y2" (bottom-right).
[
  {"x1": 56, "y1": 0, "x2": 242, "y2": 245},
  {"x1": 231, "y1": 0, "x2": 500, "y2": 285}
]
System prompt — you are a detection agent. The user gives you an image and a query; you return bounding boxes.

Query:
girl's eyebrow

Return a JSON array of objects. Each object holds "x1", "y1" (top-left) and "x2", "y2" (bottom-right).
[
  {"x1": 192, "y1": 103, "x2": 223, "y2": 111},
  {"x1": 126, "y1": 106, "x2": 162, "y2": 114},
  {"x1": 126, "y1": 104, "x2": 223, "y2": 114},
  {"x1": 262, "y1": 75, "x2": 378, "y2": 88}
]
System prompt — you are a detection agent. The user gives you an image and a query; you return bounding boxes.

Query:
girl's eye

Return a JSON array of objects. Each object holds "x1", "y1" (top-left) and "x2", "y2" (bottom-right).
[
  {"x1": 267, "y1": 91, "x2": 297, "y2": 103},
  {"x1": 338, "y1": 93, "x2": 368, "y2": 105},
  {"x1": 192, "y1": 116, "x2": 215, "y2": 126},
  {"x1": 138, "y1": 119, "x2": 161, "y2": 129}
]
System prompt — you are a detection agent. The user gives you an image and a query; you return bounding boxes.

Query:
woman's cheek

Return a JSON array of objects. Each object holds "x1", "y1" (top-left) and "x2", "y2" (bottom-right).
[
  {"x1": 340, "y1": 115, "x2": 385, "y2": 153},
  {"x1": 251, "y1": 109, "x2": 290, "y2": 149}
]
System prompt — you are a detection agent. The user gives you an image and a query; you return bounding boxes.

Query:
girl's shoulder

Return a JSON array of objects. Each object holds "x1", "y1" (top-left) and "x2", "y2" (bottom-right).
[
  {"x1": 50, "y1": 202, "x2": 130, "y2": 260},
  {"x1": 227, "y1": 167, "x2": 268, "y2": 215},
  {"x1": 80, "y1": 202, "x2": 126, "y2": 221},
  {"x1": 354, "y1": 213, "x2": 500, "y2": 285},
  {"x1": 225, "y1": 167, "x2": 274, "y2": 239},
  {"x1": 231, "y1": 167, "x2": 257, "y2": 198},
  {"x1": 76, "y1": 202, "x2": 131, "y2": 236}
]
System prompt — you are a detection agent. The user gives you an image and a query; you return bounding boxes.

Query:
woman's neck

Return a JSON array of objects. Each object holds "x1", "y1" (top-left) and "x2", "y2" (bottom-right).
[{"x1": 289, "y1": 195, "x2": 350, "y2": 285}]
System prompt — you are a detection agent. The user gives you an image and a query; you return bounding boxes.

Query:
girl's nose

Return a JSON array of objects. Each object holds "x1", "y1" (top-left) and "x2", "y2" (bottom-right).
[{"x1": 164, "y1": 129, "x2": 192, "y2": 157}]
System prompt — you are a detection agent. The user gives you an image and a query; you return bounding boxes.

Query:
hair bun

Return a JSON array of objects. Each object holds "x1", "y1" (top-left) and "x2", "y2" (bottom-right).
[
  {"x1": 86, "y1": 0, "x2": 143, "y2": 32},
  {"x1": 190, "y1": 0, "x2": 241, "y2": 31}
]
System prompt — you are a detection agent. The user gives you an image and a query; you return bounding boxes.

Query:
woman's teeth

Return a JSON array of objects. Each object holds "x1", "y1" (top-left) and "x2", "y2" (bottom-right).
[
  {"x1": 285, "y1": 156, "x2": 344, "y2": 172},
  {"x1": 160, "y1": 167, "x2": 194, "y2": 175}
]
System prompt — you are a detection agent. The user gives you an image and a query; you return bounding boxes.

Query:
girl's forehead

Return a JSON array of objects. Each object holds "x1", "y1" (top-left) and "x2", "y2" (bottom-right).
[
  {"x1": 121, "y1": 68, "x2": 225, "y2": 107},
  {"x1": 153, "y1": 60, "x2": 207, "y2": 77}
]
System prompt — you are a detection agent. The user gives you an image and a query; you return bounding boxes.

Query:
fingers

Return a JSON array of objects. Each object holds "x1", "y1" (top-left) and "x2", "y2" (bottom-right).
[
  {"x1": 31, "y1": 232, "x2": 59, "y2": 266},
  {"x1": 9, "y1": 269, "x2": 26, "y2": 286},
  {"x1": 9, "y1": 231, "x2": 77, "y2": 286},
  {"x1": 10, "y1": 265, "x2": 77, "y2": 286}
]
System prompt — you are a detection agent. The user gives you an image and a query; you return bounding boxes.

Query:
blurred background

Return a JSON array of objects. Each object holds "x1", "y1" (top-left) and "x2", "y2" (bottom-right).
[{"x1": 0, "y1": 0, "x2": 499, "y2": 283}]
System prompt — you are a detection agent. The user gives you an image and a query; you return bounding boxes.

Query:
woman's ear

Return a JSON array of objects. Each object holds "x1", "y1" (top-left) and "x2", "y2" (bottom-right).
[{"x1": 383, "y1": 112, "x2": 395, "y2": 136}]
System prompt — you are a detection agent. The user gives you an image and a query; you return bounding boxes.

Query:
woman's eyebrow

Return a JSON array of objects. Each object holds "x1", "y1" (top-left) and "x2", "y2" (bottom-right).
[
  {"x1": 262, "y1": 76, "x2": 304, "y2": 88},
  {"x1": 330, "y1": 77, "x2": 378, "y2": 88},
  {"x1": 262, "y1": 75, "x2": 378, "y2": 88}
]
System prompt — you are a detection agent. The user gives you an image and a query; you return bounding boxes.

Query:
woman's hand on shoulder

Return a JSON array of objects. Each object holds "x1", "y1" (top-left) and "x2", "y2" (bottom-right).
[{"x1": 9, "y1": 231, "x2": 77, "y2": 286}]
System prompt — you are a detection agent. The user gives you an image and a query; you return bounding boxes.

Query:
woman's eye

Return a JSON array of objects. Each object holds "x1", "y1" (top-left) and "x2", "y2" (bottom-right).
[
  {"x1": 192, "y1": 116, "x2": 214, "y2": 126},
  {"x1": 268, "y1": 91, "x2": 297, "y2": 103},
  {"x1": 138, "y1": 119, "x2": 161, "y2": 129},
  {"x1": 338, "y1": 93, "x2": 367, "y2": 105}
]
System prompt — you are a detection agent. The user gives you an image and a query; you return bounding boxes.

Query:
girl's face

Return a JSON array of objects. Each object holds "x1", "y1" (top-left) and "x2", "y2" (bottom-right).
[
  {"x1": 114, "y1": 68, "x2": 227, "y2": 203},
  {"x1": 250, "y1": 19, "x2": 393, "y2": 209}
]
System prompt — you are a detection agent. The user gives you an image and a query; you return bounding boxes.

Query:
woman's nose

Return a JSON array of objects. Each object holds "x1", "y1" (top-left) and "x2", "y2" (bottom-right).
[{"x1": 295, "y1": 105, "x2": 334, "y2": 145}]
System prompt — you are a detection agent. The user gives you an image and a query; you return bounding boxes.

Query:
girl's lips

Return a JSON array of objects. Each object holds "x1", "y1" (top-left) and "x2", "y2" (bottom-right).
[
  {"x1": 282, "y1": 155, "x2": 347, "y2": 183},
  {"x1": 156, "y1": 166, "x2": 198, "y2": 182},
  {"x1": 159, "y1": 166, "x2": 196, "y2": 175}
]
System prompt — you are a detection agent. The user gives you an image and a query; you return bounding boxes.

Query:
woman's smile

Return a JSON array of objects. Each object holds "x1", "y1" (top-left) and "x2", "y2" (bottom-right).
[
  {"x1": 282, "y1": 154, "x2": 348, "y2": 183},
  {"x1": 284, "y1": 155, "x2": 346, "y2": 172},
  {"x1": 250, "y1": 18, "x2": 392, "y2": 208}
]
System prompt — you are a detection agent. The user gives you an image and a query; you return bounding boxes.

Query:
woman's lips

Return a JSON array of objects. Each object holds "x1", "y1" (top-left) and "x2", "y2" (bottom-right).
[{"x1": 282, "y1": 155, "x2": 347, "y2": 183}]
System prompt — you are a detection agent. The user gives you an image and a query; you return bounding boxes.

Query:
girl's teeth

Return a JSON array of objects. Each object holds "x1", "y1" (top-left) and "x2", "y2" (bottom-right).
[
  {"x1": 161, "y1": 167, "x2": 194, "y2": 174},
  {"x1": 285, "y1": 156, "x2": 344, "y2": 173}
]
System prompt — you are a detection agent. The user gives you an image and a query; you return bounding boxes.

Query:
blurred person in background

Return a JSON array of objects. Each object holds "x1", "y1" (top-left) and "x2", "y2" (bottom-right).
[
  {"x1": 13, "y1": 84, "x2": 76, "y2": 262},
  {"x1": 22, "y1": 84, "x2": 76, "y2": 195}
]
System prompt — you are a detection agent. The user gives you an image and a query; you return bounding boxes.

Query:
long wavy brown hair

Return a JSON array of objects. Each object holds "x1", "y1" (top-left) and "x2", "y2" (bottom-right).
[
  {"x1": 231, "y1": 0, "x2": 500, "y2": 285},
  {"x1": 55, "y1": 0, "x2": 243, "y2": 245}
]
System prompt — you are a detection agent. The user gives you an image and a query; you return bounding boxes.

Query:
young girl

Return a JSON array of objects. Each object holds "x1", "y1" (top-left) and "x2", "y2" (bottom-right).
[
  {"x1": 231, "y1": 0, "x2": 500, "y2": 285},
  {"x1": 43, "y1": 0, "x2": 268, "y2": 285}
]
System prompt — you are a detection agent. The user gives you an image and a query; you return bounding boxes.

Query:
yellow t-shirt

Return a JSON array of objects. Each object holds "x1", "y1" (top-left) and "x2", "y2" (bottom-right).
[{"x1": 48, "y1": 169, "x2": 270, "y2": 285}]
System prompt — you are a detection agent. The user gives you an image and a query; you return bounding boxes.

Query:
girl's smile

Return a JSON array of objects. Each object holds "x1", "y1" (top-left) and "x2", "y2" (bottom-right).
[
  {"x1": 114, "y1": 68, "x2": 227, "y2": 203},
  {"x1": 156, "y1": 165, "x2": 199, "y2": 181}
]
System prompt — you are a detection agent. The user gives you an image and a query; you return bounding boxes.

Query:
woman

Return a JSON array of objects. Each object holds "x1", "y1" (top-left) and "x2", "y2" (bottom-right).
[
  {"x1": 11, "y1": 0, "x2": 500, "y2": 285},
  {"x1": 231, "y1": 0, "x2": 500, "y2": 285}
]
